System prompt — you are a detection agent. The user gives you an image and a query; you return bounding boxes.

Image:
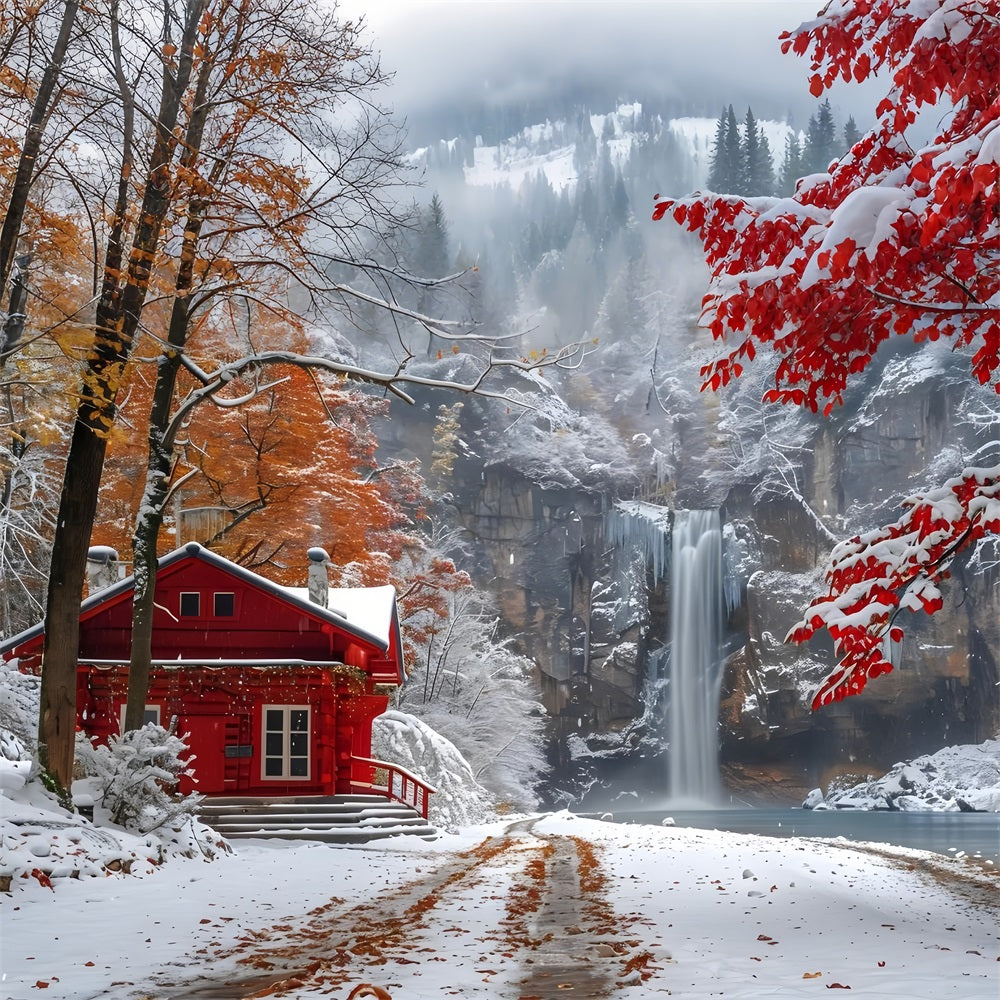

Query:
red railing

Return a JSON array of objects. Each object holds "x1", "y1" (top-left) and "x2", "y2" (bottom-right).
[{"x1": 350, "y1": 756, "x2": 436, "y2": 819}]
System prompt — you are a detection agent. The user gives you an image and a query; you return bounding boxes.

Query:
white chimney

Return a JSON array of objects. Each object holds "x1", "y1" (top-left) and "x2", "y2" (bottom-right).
[
  {"x1": 307, "y1": 547, "x2": 330, "y2": 608},
  {"x1": 86, "y1": 546, "x2": 119, "y2": 594}
]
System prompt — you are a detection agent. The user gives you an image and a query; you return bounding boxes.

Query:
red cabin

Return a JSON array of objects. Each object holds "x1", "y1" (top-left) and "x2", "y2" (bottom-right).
[{"x1": 1, "y1": 543, "x2": 432, "y2": 816}]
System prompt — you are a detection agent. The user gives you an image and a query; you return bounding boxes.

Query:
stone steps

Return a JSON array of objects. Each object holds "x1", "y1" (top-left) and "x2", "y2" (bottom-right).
[{"x1": 198, "y1": 794, "x2": 438, "y2": 844}]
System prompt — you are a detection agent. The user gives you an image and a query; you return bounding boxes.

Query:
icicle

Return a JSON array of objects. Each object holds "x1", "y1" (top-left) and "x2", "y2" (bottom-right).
[
  {"x1": 721, "y1": 521, "x2": 748, "y2": 616},
  {"x1": 605, "y1": 501, "x2": 672, "y2": 584}
]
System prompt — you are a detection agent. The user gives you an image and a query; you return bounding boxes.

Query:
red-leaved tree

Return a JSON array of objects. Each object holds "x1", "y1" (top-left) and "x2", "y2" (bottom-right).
[{"x1": 654, "y1": 1, "x2": 999, "y2": 709}]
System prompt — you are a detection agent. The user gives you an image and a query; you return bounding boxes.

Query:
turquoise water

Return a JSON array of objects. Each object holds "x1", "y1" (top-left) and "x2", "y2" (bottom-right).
[{"x1": 597, "y1": 807, "x2": 1000, "y2": 862}]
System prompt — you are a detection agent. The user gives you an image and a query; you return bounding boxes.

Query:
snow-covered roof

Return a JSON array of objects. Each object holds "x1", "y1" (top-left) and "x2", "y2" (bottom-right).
[
  {"x1": 0, "y1": 543, "x2": 398, "y2": 658},
  {"x1": 282, "y1": 585, "x2": 398, "y2": 648}
]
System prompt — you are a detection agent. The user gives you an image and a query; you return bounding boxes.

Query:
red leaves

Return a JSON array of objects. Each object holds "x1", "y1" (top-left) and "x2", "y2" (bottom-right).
[
  {"x1": 649, "y1": 3, "x2": 1000, "y2": 707},
  {"x1": 651, "y1": 199, "x2": 674, "y2": 223},
  {"x1": 795, "y1": 465, "x2": 1000, "y2": 709},
  {"x1": 831, "y1": 238, "x2": 856, "y2": 275},
  {"x1": 649, "y1": 3, "x2": 1000, "y2": 411},
  {"x1": 30, "y1": 868, "x2": 54, "y2": 890}
]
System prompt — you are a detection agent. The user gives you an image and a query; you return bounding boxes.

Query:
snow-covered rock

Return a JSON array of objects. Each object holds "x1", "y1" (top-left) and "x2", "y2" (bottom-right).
[
  {"x1": 802, "y1": 787, "x2": 827, "y2": 810},
  {"x1": 803, "y1": 739, "x2": 1000, "y2": 812}
]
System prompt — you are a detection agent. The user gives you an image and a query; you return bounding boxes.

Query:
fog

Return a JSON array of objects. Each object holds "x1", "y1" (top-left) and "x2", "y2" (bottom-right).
[{"x1": 339, "y1": 1, "x2": 884, "y2": 142}]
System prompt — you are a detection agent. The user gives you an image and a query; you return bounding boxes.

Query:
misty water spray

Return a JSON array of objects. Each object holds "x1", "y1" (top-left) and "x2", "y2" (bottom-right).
[{"x1": 667, "y1": 509, "x2": 724, "y2": 805}]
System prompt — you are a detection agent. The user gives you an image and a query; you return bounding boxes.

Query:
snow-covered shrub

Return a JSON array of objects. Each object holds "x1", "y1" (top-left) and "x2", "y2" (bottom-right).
[
  {"x1": 0, "y1": 729, "x2": 32, "y2": 795},
  {"x1": 0, "y1": 661, "x2": 39, "y2": 797},
  {"x1": 0, "y1": 659, "x2": 39, "y2": 758},
  {"x1": 73, "y1": 724, "x2": 229, "y2": 861},
  {"x1": 372, "y1": 710, "x2": 495, "y2": 831},
  {"x1": 75, "y1": 723, "x2": 200, "y2": 833},
  {"x1": 398, "y1": 586, "x2": 548, "y2": 814}
]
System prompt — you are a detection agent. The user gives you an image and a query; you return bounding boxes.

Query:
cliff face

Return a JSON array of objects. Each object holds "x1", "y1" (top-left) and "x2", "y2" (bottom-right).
[
  {"x1": 443, "y1": 347, "x2": 999, "y2": 808},
  {"x1": 717, "y1": 353, "x2": 999, "y2": 800},
  {"x1": 457, "y1": 470, "x2": 647, "y2": 729}
]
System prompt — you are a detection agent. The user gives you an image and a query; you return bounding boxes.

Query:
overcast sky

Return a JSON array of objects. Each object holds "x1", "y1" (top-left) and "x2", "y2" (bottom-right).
[{"x1": 337, "y1": 1, "x2": 884, "y2": 138}]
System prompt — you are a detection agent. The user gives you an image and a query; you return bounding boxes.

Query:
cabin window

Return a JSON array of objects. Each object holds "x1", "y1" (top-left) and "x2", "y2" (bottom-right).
[
  {"x1": 262, "y1": 706, "x2": 310, "y2": 780},
  {"x1": 214, "y1": 592, "x2": 235, "y2": 617},
  {"x1": 179, "y1": 592, "x2": 200, "y2": 617},
  {"x1": 118, "y1": 705, "x2": 160, "y2": 733}
]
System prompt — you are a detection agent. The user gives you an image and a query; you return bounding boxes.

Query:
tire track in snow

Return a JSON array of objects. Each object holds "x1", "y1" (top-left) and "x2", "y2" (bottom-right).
[{"x1": 134, "y1": 819, "x2": 653, "y2": 999}]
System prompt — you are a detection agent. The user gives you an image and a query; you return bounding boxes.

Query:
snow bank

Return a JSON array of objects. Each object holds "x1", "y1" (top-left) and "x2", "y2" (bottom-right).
[
  {"x1": 372, "y1": 709, "x2": 496, "y2": 831},
  {"x1": 804, "y1": 739, "x2": 1000, "y2": 812}
]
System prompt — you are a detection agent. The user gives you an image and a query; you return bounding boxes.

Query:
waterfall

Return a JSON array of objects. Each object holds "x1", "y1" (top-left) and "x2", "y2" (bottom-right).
[{"x1": 667, "y1": 509, "x2": 724, "y2": 805}]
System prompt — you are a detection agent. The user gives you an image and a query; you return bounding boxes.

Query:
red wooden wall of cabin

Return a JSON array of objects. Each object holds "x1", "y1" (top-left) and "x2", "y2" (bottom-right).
[{"x1": 76, "y1": 664, "x2": 385, "y2": 798}]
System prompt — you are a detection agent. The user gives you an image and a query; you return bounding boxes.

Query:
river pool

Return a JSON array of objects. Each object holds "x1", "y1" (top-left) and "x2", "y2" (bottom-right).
[{"x1": 592, "y1": 807, "x2": 1000, "y2": 863}]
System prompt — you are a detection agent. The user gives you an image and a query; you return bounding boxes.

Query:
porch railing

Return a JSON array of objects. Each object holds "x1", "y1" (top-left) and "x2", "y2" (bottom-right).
[{"x1": 350, "y1": 756, "x2": 436, "y2": 819}]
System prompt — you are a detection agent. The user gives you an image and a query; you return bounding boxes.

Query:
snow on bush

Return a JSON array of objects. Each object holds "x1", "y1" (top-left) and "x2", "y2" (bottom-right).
[
  {"x1": 804, "y1": 739, "x2": 1000, "y2": 812},
  {"x1": 74, "y1": 724, "x2": 198, "y2": 832},
  {"x1": 0, "y1": 729, "x2": 32, "y2": 794},
  {"x1": 397, "y1": 583, "x2": 548, "y2": 813},
  {"x1": 72, "y1": 725, "x2": 228, "y2": 863},
  {"x1": 0, "y1": 659, "x2": 39, "y2": 757},
  {"x1": 372, "y1": 710, "x2": 495, "y2": 831}
]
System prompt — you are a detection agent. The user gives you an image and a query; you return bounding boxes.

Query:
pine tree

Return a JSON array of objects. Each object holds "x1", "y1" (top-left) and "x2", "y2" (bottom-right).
[
  {"x1": 707, "y1": 105, "x2": 742, "y2": 194},
  {"x1": 802, "y1": 98, "x2": 837, "y2": 175},
  {"x1": 417, "y1": 193, "x2": 451, "y2": 279},
  {"x1": 843, "y1": 115, "x2": 861, "y2": 150},
  {"x1": 753, "y1": 128, "x2": 777, "y2": 196},
  {"x1": 707, "y1": 107, "x2": 727, "y2": 190},
  {"x1": 740, "y1": 107, "x2": 775, "y2": 196},
  {"x1": 778, "y1": 130, "x2": 803, "y2": 195}
]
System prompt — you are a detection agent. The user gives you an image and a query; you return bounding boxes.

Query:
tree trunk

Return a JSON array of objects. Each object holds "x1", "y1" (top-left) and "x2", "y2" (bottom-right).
[
  {"x1": 124, "y1": 51, "x2": 216, "y2": 733},
  {"x1": 123, "y1": 322, "x2": 187, "y2": 733},
  {"x1": 38, "y1": 418, "x2": 107, "y2": 798},
  {"x1": 37, "y1": 0, "x2": 207, "y2": 795},
  {"x1": 0, "y1": 1, "x2": 79, "y2": 297}
]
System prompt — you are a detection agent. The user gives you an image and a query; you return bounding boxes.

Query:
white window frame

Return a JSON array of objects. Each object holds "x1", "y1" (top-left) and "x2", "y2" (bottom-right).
[
  {"x1": 179, "y1": 591, "x2": 201, "y2": 617},
  {"x1": 213, "y1": 591, "x2": 235, "y2": 617},
  {"x1": 261, "y1": 705, "x2": 311, "y2": 781},
  {"x1": 118, "y1": 704, "x2": 160, "y2": 733}
]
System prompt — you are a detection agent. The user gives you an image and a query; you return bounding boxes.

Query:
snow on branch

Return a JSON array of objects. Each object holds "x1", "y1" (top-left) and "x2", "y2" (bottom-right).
[
  {"x1": 788, "y1": 464, "x2": 1000, "y2": 709},
  {"x1": 172, "y1": 341, "x2": 593, "y2": 427}
]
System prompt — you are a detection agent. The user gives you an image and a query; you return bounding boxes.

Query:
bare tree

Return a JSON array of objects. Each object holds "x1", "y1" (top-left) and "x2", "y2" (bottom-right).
[
  {"x1": 0, "y1": 0, "x2": 80, "y2": 301},
  {"x1": 38, "y1": 0, "x2": 209, "y2": 797},
  {"x1": 0, "y1": 0, "x2": 589, "y2": 794}
]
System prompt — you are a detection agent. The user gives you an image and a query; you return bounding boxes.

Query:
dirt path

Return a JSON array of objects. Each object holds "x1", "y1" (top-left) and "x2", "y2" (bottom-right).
[{"x1": 142, "y1": 819, "x2": 655, "y2": 999}]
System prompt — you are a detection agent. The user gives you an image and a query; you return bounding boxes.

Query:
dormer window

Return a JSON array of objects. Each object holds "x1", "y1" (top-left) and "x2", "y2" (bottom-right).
[
  {"x1": 214, "y1": 592, "x2": 235, "y2": 617},
  {"x1": 179, "y1": 592, "x2": 200, "y2": 617}
]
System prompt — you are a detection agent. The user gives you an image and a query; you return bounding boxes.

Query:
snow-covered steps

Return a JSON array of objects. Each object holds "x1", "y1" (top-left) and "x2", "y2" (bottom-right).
[{"x1": 197, "y1": 794, "x2": 438, "y2": 844}]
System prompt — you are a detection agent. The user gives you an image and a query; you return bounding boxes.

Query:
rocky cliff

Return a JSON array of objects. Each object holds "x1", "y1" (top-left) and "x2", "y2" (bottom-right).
[{"x1": 427, "y1": 340, "x2": 999, "y2": 809}]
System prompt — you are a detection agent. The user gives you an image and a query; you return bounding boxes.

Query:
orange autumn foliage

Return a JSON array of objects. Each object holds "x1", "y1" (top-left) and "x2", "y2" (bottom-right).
[{"x1": 99, "y1": 347, "x2": 425, "y2": 589}]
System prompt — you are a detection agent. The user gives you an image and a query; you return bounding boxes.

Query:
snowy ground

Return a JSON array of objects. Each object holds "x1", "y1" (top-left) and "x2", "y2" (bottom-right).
[{"x1": 2, "y1": 809, "x2": 998, "y2": 1000}]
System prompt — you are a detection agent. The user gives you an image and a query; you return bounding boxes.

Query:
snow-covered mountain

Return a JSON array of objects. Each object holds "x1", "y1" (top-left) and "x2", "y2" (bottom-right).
[
  {"x1": 358, "y1": 92, "x2": 998, "y2": 811},
  {"x1": 410, "y1": 101, "x2": 801, "y2": 196}
]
